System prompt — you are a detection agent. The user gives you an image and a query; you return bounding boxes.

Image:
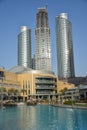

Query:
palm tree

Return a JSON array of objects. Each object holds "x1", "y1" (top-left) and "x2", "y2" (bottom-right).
[
  {"x1": 60, "y1": 87, "x2": 68, "y2": 104},
  {"x1": 21, "y1": 89, "x2": 26, "y2": 95},
  {"x1": 0, "y1": 87, "x2": 8, "y2": 100},
  {"x1": 21, "y1": 89, "x2": 27, "y2": 102},
  {"x1": 60, "y1": 87, "x2": 68, "y2": 95},
  {"x1": 8, "y1": 88, "x2": 19, "y2": 101}
]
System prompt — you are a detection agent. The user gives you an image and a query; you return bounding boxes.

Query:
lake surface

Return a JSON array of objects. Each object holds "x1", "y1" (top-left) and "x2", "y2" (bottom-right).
[{"x1": 0, "y1": 105, "x2": 87, "y2": 130}]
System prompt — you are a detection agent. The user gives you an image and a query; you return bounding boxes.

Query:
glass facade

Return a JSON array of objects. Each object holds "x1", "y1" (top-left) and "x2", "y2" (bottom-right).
[
  {"x1": 35, "y1": 8, "x2": 52, "y2": 71},
  {"x1": 56, "y1": 13, "x2": 75, "y2": 79},
  {"x1": 18, "y1": 26, "x2": 32, "y2": 68}
]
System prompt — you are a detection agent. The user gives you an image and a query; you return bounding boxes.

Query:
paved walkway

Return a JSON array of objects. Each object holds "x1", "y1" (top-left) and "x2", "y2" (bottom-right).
[{"x1": 51, "y1": 104, "x2": 87, "y2": 110}]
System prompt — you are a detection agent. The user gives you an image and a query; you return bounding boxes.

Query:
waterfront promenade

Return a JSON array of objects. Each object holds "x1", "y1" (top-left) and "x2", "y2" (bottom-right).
[{"x1": 51, "y1": 103, "x2": 87, "y2": 110}]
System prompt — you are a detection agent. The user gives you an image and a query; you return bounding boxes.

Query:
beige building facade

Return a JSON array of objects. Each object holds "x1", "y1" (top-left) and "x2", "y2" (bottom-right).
[
  {"x1": 58, "y1": 80, "x2": 75, "y2": 93},
  {"x1": 0, "y1": 66, "x2": 75, "y2": 101},
  {"x1": 0, "y1": 68, "x2": 20, "y2": 92},
  {"x1": 17, "y1": 70, "x2": 58, "y2": 100}
]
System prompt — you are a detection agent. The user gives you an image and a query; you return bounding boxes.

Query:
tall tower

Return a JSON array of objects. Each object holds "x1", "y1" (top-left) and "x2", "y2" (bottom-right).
[
  {"x1": 56, "y1": 13, "x2": 75, "y2": 79},
  {"x1": 18, "y1": 26, "x2": 32, "y2": 68},
  {"x1": 35, "y1": 8, "x2": 52, "y2": 72}
]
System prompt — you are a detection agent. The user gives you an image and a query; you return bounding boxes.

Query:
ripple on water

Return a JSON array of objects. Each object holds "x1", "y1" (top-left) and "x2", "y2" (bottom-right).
[{"x1": 0, "y1": 105, "x2": 87, "y2": 130}]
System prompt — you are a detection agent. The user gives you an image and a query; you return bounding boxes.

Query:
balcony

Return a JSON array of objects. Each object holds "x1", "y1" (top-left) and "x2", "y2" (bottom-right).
[
  {"x1": 36, "y1": 81, "x2": 56, "y2": 85},
  {"x1": 36, "y1": 86, "x2": 56, "y2": 90}
]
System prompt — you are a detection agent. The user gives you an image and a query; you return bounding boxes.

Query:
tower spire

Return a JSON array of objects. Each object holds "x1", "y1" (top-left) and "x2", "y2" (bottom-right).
[{"x1": 46, "y1": 4, "x2": 48, "y2": 10}]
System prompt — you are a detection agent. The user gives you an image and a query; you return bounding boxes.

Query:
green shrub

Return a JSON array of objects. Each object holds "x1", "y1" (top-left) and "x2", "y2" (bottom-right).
[{"x1": 64, "y1": 100, "x2": 75, "y2": 105}]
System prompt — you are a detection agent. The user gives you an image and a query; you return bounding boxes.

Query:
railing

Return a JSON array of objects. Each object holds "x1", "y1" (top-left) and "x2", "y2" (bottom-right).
[
  {"x1": 36, "y1": 81, "x2": 56, "y2": 84},
  {"x1": 36, "y1": 86, "x2": 56, "y2": 90},
  {"x1": 36, "y1": 91, "x2": 53, "y2": 94}
]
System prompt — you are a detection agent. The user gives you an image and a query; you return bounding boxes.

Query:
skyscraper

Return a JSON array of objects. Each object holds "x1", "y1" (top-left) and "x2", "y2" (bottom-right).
[
  {"x1": 18, "y1": 26, "x2": 32, "y2": 68},
  {"x1": 56, "y1": 13, "x2": 75, "y2": 79},
  {"x1": 35, "y1": 8, "x2": 52, "y2": 72}
]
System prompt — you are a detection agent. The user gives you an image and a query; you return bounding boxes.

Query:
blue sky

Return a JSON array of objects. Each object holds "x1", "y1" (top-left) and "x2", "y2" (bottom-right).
[{"x1": 0, "y1": 0, "x2": 87, "y2": 77}]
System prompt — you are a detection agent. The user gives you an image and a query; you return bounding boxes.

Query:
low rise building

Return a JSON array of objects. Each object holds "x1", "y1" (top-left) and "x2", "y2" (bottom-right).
[
  {"x1": 58, "y1": 80, "x2": 75, "y2": 93},
  {"x1": 0, "y1": 66, "x2": 75, "y2": 101},
  {"x1": 9, "y1": 66, "x2": 58, "y2": 101},
  {"x1": 0, "y1": 68, "x2": 20, "y2": 101},
  {"x1": 0, "y1": 68, "x2": 20, "y2": 91}
]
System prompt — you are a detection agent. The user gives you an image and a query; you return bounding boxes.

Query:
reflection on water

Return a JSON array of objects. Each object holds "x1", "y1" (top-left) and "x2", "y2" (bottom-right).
[{"x1": 0, "y1": 105, "x2": 87, "y2": 130}]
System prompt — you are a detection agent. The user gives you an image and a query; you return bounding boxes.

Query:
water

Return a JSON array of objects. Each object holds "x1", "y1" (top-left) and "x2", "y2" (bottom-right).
[{"x1": 0, "y1": 105, "x2": 87, "y2": 130}]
